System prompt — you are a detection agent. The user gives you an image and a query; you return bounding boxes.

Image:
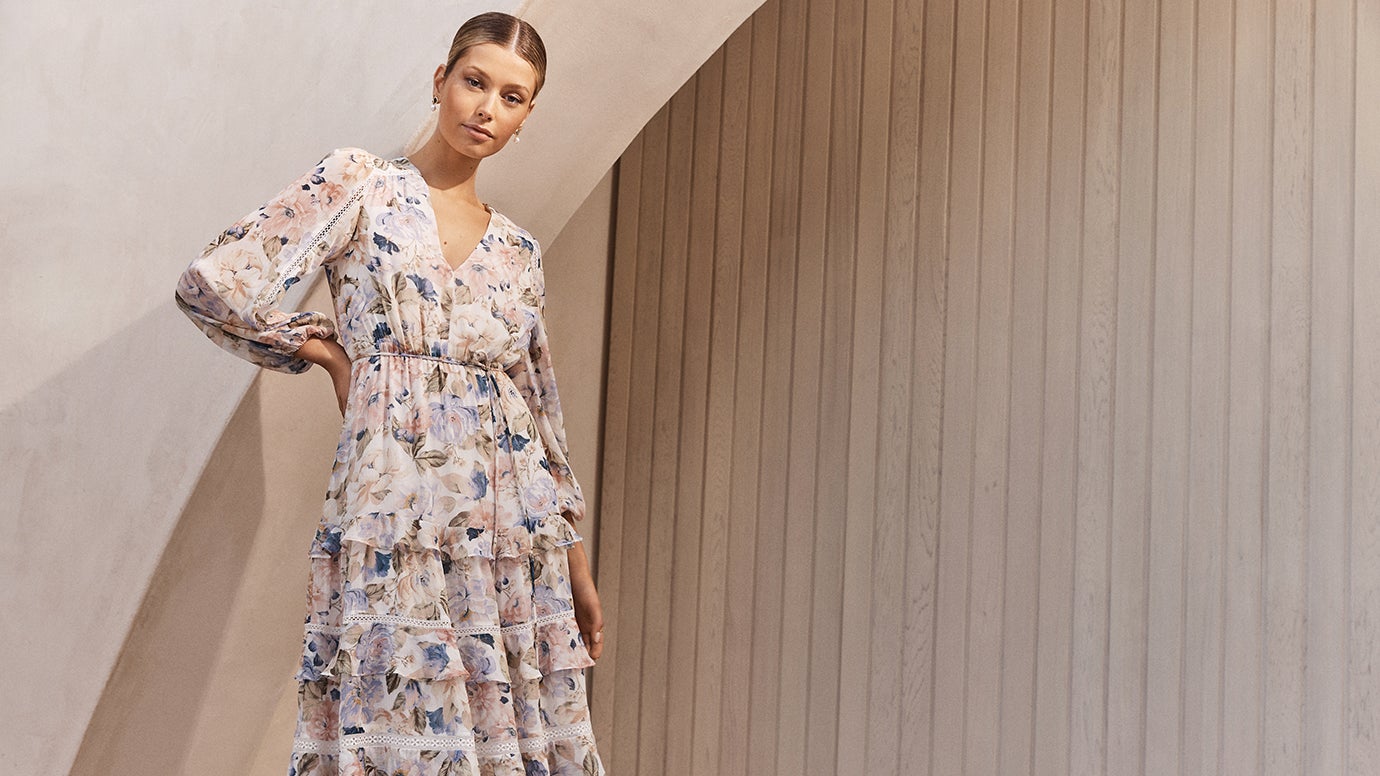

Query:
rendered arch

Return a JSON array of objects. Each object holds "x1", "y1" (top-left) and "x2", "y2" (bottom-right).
[{"x1": 0, "y1": 1, "x2": 764, "y2": 774}]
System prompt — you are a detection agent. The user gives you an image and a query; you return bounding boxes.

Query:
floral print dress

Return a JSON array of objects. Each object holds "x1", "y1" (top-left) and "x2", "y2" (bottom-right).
[{"x1": 174, "y1": 147, "x2": 604, "y2": 776}]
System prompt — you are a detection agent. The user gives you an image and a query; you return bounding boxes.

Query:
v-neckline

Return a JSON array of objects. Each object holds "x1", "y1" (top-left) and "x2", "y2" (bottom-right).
[{"x1": 397, "y1": 157, "x2": 496, "y2": 278}]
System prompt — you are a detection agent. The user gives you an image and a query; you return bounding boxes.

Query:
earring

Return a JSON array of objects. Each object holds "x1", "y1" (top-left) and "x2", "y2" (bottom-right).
[
  {"x1": 514, "y1": 127, "x2": 522, "y2": 142},
  {"x1": 431, "y1": 95, "x2": 438, "y2": 110}
]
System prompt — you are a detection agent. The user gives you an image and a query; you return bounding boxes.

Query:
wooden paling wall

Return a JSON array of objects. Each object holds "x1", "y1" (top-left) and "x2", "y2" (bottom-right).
[{"x1": 585, "y1": 0, "x2": 1380, "y2": 774}]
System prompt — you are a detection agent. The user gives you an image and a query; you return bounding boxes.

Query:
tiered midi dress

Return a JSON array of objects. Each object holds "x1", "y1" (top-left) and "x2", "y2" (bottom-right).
[{"x1": 173, "y1": 146, "x2": 604, "y2": 776}]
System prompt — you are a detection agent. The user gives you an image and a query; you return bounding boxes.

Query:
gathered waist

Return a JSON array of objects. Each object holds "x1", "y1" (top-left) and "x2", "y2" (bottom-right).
[{"x1": 351, "y1": 350, "x2": 504, "y2": 372}]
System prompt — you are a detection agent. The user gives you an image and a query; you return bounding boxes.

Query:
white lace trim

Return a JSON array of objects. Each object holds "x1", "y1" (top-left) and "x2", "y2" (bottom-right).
[
  {"x1": 292, "y1": 720, "x2": 595, "y2": 757},
  {"x1": 293, "y1": 732, "x2": 475, "y2": 754},
  {"x1": 303, "y1": 609, "x2": 577, "y2": 637},
  {"x1": 516, "y1": 721, "x2": 597, "y2": 754},
  {"x1": 250, "y1": 159, "x2": 380, "y2": 311}
]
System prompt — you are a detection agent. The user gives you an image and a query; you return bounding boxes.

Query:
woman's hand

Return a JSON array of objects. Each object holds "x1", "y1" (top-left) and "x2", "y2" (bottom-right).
[
  {"x1": 293, "y1": 336, "x2": 352, "y2": 416},
  {"x1": 567, "y1": 540, "x2": 604, "y2": 661},
  {"x1": 330, "y1": 367, "x2": 352, "y2": 416}
]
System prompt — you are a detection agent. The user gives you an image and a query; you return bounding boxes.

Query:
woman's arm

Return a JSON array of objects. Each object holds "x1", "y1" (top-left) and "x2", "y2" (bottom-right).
[
  {"x1": 173, "y1": 147, "x2": 376, "y2": 374},
  {"x1": 293, "y1": 335, "x2": 354, "y2": 415},
  {"x1": 566, "y1": 539, "x2": 604, "y2": 661},
  {"x1": 504, "y1": 238, "x2": 588, "y2": 523}
]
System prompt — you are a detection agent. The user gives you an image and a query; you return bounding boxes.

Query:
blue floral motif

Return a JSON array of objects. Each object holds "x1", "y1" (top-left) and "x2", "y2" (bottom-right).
[
  {"x1": 421, "y1": 644, "x2": 450, "y2": 674},
  {"x1": 406, "y1": 272, "x2": 437, "y2": 302},
  {"x1": 372, "y1": 550, "x2": 391, "y2": 576},
  {"x1": 497, "y1": 426, "x2": 532, "y2": 452},
  {"x1": 372, "y1": 232, "x2": 400, "y2": 254},
  {"x1": 312, "y1": 525, "x2": 341, "y2": 556}
]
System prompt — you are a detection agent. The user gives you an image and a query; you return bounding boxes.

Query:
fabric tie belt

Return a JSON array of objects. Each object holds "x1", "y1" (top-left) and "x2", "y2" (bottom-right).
[
  {"x1": 354, "y1": 349, "x2": 502, "y2": 372},
  {"x1": 353, "y1": 349, "x2": 537, "y2": 544}
]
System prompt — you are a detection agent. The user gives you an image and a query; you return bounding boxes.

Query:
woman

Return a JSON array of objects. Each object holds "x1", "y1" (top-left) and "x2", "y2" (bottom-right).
[{"x1": 174, "y1": 12, "x2": 606, "y2": 776}]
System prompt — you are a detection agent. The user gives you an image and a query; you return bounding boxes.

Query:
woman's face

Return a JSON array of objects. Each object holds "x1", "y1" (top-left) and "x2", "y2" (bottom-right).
[{"x1": 432, "y1": 42, "x2": 538, "y2": 159}]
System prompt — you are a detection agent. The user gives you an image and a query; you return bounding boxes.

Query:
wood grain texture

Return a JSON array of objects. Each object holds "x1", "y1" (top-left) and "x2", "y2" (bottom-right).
[
  {"x1": 655, "y1": 72, "x2": 700, "y2": 776},
  {"x1": 902, "y1": 0, "x2": 952, "y2": 773},
  {"x1": 585, "y1": 128, "x2": 639, "y2": 765},
  {"x1": 1222, "y1": 3, "x2": 1272, "y2": 774},
  {"x1": 998, "y1": 5, "x2": 1053, "y2": 773},
  {"x1": 591, "y1": 0, "x2": 1370, "y2": 773},
  {"x1": 1265, "y1": 1, "x2": 1313, "y2": 773},
  {"x1": 1033, "y1": 0, "x2": 1087, "y2": 772},
  {"x1": 1183, "y1": 5, "x2": 1233, "y2": 775},
  {"x1": 1306, "y1": 4, "x2": 1353, "y2": 776},
  {"x1": 1350, "y1": 8, "x2": 1379, "y2": 775},
  {"x1": 746, "y1": 1, "x2": 805, "y2": 772},
  {"x1": 1350, "y1": 7, "x2": 1379, "y2": 775}
]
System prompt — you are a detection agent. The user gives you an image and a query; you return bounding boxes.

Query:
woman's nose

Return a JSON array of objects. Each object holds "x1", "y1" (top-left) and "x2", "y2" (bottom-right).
[{"x1": 481, "y1": 90, "x2": 500, "y2": 117}]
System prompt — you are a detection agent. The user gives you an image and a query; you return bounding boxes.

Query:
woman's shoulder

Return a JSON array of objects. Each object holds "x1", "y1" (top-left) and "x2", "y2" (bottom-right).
[
  {"x1": 316, "y1": 146, "x2": 407, "y2": 180},
  {"x1": 491, "y1": 210, "x2": 540, "y2": 256},
  {"x1": 324, "y1": 145, "x2": 386, "y2": 164}
]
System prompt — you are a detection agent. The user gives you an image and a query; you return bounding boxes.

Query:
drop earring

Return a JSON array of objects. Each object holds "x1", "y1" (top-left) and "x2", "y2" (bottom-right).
[{"x1": 431, "y1": 95, "x2": 438, "y2": 110}]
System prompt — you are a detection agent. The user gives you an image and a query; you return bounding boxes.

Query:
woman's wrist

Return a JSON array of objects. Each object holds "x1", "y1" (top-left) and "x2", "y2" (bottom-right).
[
  {"x1": 296, "y1": 336, "x2": 353, "y2": 378},
  {"x1": 293, "y1": 335, "x2": 341, "y2": 367},
  {"x1": 567, "y1": 540, "x2": 595, "y2": 589}
]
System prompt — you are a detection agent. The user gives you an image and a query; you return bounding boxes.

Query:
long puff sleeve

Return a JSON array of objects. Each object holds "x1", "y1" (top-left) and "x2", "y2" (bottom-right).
[
  {"x1": 507, "y1": 239, "x2": 588, "y2": 523},
  {"x1": 173, "y1": 146, "x2": 376, "y2": 374}
]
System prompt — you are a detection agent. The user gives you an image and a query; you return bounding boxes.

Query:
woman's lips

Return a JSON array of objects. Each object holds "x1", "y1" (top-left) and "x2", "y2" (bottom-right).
[{"x1": 463, "y1": 124, "x2": 491, "y2": 140}]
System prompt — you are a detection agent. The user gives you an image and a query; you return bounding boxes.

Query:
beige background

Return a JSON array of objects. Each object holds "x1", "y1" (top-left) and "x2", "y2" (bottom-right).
[
  {"x1": 591, "y1": 0, "x2": 1380, "y2": 775},
  {"x1": 4, "y1": 0, "x2": 1378, "y2": 774}
]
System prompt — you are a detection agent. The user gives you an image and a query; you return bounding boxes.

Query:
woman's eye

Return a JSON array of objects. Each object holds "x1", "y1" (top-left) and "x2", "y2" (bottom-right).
[{"x1": 463, "y1": 75, "x2": 521, "y2": 104}]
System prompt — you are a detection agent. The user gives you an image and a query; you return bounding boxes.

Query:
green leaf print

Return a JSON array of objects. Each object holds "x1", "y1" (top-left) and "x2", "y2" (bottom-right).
[{"x1": 414, "y1": 449, "x2": 448, "y2": 468}]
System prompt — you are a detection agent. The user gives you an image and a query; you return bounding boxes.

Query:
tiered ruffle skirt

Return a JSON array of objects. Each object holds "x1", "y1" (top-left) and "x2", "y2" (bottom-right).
[{"x1": 286, "y1": 507, "x2": 602, "y2": 775}]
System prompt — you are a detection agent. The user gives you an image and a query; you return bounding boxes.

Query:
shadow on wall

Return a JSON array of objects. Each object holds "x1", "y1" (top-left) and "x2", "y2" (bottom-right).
[
  {"x1": 63, "y1": 275, "x2": 410, "y2": 774},
  {"x1": 69, "y1": 390, "x2": 276, "y2": 775}
]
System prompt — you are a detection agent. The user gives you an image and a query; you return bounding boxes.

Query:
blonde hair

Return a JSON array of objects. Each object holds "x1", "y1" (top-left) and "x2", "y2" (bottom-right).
[{"x1": 402, "y1": 12, "x2": 547, "y2": 156}]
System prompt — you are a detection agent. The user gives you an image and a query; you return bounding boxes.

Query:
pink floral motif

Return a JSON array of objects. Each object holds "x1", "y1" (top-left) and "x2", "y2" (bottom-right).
[
  {"x1": 259, "y1": 184, "x2": 325, "y2": 245},
  {"x1": 301, "y1": 688, "x2": 339, "y2": 740}
]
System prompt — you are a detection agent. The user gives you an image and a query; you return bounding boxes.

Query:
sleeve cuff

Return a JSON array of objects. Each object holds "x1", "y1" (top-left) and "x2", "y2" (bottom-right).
[{"x1": 557, "y1": 491, "x2": 586, "y2": 524}]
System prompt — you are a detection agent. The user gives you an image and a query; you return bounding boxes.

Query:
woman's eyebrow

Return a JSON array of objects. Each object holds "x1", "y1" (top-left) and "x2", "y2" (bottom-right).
[{"x1": 464, "y1": 66, "x2": 530, "y2": 94}]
